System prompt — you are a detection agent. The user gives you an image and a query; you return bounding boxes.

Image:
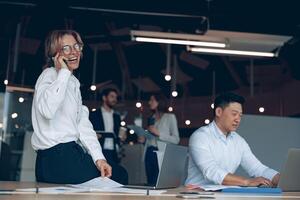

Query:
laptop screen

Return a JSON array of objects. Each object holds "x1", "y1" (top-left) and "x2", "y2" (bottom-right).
[
  {"x1": 278, "y1": 148, "x2": 300, "y2": 191},
  {"x1": 155, "y1": 143, "x2": 188, "y2": 189}
]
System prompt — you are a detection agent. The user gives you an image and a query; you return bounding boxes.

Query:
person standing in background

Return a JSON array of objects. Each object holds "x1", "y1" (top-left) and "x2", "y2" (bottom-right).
[
  {"x1": 31, "y1": 30, "x2": 111, "y2": 184},
  {"x1": 143, "y1": 93, "x2": 180, "y2": 185},
  {"x1": 89, "y1": 88, "x2": 128, "y2": 184}
]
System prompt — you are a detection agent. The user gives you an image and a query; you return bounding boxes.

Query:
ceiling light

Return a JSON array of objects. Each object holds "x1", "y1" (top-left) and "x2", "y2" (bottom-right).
[
  {"x1": 259, "y1": 107, "x2": 265, "y2": 113},
  {"x1": 168, "y1": 106, "x2": 173, "y2": 112},
  {"x1": 165, "y1": 75, "x2": 172, "y2": 81},
  {"x1": 185, "y1": 120, "x2": 191, "y2": 125},
  {"x1": 90, "y1": 85, "x2": 96, "y2": 91},
  {"x1": 120, "y1": 121, "x2": 126, "y2": 126},
  {"x1": 136, "y1": 102, "x2": 142, "y2": 108},
  {"x1": 131, "y1": 30, "x2": 226, "y2": 48},
  {"x1": 18, "y1": 97, "x2": 24, "y2": 103},
  {"x1": 11, "y1": 113, "x2": 18, "y2": 119},
  {"x1": 134, "y1": 37, "x2": 226, "y2": 48},
  {"x1": 188, "y1": 46, "x2": 276, "y2": 57},
  {"x1": 172, "y1": 91, "x2": 178, "y2": 97}
]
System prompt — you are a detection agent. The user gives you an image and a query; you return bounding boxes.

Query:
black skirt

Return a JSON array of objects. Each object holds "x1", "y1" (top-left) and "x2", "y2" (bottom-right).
[{"x1": 35, "y1": 141, "x2": 100, "y2": 184}]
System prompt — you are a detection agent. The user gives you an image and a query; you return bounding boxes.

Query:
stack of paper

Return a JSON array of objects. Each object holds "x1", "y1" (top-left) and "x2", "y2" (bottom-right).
[
  {"x1": 70, "y1": 177, "x2": 166, "y2": 195},
  {"x1": 17, "y1": 177, "x2": 165, "y2": 195},
  {"x1": 199, "y1": 184, "x2": 241, "y2": 191}
]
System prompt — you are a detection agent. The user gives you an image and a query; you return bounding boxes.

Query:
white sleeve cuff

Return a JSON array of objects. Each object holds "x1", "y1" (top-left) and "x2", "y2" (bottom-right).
[
  {"x1": 90, "y1": 148, "x2": 106, "y2": 163},
  {"x1": 262, "y1": 168, "x2": 279, "y2": 181},
  {"x1": 216, "y1": 170, "x2": 229, "y2": 185}
]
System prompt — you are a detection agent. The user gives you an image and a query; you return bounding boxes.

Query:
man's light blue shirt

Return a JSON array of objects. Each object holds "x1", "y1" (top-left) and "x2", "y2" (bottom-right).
[{"x1": 185, "y1": 121, "x2": 278, "y2": 185}]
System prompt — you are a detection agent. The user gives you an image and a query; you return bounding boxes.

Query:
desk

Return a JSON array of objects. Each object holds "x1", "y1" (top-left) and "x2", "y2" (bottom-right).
[{"x1": 1, "y1": 181, "x2": 300, "y2": 200}]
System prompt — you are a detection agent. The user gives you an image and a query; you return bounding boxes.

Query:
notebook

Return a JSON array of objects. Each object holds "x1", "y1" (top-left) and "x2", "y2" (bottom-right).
[{"x1": 124, "y1": 143, "x2": 188, "y2": 189}]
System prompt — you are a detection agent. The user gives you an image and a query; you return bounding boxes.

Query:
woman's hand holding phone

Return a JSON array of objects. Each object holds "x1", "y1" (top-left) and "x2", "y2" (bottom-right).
[
  {"x1": 53, "y1": 53, "x2": 68, "y2": 70},
  {"x1": 148, "y1": 125, "x2": 160, "y2": 136}
]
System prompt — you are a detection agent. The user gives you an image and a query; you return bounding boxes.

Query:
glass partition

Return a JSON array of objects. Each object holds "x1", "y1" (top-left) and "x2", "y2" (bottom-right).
[{"x1": 0, "y1": 86, "x2": 34, "y2": 181}]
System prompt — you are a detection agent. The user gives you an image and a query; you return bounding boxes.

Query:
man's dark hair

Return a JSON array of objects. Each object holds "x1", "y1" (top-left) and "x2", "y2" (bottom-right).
[
  {"x1": 101, "y1": 88, "x2": 118, "y2": 98},
  {"x1": 213, "y1": 92, "x2": 245, "y2": 117}
]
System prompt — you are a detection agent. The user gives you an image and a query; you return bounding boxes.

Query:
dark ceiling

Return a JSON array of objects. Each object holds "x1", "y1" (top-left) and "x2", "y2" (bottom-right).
[{"x1": 1, "y1": 0, "x2": 300, "y2": 101}]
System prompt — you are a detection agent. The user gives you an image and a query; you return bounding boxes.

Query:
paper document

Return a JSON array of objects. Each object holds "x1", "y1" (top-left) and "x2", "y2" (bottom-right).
[
  {"x1": 88, "y1": 187, "x2": 166, "y2": 195},
  {"x1": 103, "y1": 138, "x2": 114, "y2": 150},
  {"x1": 199, "y1": 184, "x2": 241, "y2": 191},
  {"x1": 17, "y1": 186, "x2": 89, "y2": 194},
  {"x1": 71, "y1": 177, "x2": 166, "y2": 194},
  {"x1": 70, "y1": 177, "x2": 123, "y2": 189}
]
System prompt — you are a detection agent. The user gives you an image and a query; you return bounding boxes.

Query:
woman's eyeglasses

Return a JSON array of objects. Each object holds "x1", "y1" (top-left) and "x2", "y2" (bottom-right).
[{"x1": 61, "y1": 43, "x2": 83, "y2": 55}]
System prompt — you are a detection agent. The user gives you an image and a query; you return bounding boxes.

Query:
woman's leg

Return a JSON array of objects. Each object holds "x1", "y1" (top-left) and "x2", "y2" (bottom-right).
[
  {"x1": 35, "y1": 141, "x2": 100, "y2": 184},
  {"x1": 145, "y1": 146, "x2": 159, "y2": 185}
]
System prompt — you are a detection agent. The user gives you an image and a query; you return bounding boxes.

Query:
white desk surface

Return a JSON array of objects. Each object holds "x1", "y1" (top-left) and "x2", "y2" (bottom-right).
[{"x1": 0, "y1": 181, "x2": 299, "y2": 200}]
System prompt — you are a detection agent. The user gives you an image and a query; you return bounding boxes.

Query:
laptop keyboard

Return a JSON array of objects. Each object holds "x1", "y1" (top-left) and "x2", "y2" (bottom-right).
[{"x1": 258, "y1": 184, "x2": 275, "y2": 188}]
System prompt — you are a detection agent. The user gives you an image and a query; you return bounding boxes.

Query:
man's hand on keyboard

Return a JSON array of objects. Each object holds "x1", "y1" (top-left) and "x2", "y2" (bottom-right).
[{"x1": 245, "y1": 176, "x2": 272, "y2": 187}]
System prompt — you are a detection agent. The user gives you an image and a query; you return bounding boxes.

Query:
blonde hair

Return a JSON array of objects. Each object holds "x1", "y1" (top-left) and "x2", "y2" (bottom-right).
[{"x1": 44, "y1": 30, "x2": 83, "y2": 67}]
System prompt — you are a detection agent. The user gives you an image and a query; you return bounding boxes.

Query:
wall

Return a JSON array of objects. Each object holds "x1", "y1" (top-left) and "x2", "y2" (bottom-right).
[{"x1": 236, "y1": 114, "x2": 300, "y2": 175}]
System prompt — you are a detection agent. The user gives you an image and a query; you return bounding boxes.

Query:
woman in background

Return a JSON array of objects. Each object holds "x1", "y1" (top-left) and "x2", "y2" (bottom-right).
[{"x1": 144, "y1": 93, "x2": 180, "y2": 185}]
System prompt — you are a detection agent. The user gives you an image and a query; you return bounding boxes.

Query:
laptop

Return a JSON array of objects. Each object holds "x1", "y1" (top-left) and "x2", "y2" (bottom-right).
[
  {"x1": 278, "y1": 148, "x2": 300, "y2": 191},
  {"x1": 124, "y1": 143, "x2": 188, "y2": 189}
]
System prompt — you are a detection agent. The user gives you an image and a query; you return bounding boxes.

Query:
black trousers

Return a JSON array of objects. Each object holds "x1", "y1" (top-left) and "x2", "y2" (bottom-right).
[
  {"x1": 145, "y1": 146, "x2": 159, "y2": 185},
  {"x1": 36, "y1": 141, "x2": 128, "y2": 184}
]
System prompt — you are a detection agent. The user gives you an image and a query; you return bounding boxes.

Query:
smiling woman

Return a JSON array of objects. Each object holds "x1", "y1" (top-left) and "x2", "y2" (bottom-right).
[{"x1": 31, "y1": 30, "x2": 113, "y2": 184}]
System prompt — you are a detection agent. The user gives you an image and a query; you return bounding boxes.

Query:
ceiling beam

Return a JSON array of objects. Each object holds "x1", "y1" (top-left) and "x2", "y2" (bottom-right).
[
  {"x1": 180, "y1": 51, "x2": 210, "y2": 70},
  {"x1": 221, "y1": 56, "x2": 244, "y2": 88},
  {"x1": 105, "y1": 21, "x2": 133, "y2": 99}
]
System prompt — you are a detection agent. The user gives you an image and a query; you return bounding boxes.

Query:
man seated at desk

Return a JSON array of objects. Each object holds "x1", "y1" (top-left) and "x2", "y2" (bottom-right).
[{"x1": 185, "y1": 92, "x2": 280, "y2": 187}]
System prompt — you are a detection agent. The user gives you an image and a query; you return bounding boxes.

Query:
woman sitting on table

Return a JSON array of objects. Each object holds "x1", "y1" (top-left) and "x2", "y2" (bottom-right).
[{"x1": 31, "y1": 30, "x2": 111, "y2": 184}]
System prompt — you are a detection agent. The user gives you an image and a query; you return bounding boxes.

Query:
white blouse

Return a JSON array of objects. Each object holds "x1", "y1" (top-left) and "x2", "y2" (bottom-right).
[
  {"x1": 147, "y1": 113, "x2": 180, "y2": 146},
  {"x1": 31, "y1": 67, "x2": 105, "y2": 163}
]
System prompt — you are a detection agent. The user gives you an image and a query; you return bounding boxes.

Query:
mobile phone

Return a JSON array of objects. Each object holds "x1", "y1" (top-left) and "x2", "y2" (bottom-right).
[
  {"x1": 179, "y1": 192, "x2": 214, "y2": 195},
  {"x1": 49, "y1": 57, "x2": 68, "y2": 67},
  {"x1": 147, "y1": 117, "x2": 155, "y2": 126},
  {"x1": 49, "y1": 57, "x2": 55, "y2": 67},
  {"x1": 63, "y1": 59, "x2": 68, "y2": 67}
]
